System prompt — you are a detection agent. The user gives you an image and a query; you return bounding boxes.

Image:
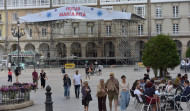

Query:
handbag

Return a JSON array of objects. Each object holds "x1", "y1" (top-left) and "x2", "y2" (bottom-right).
[{"x1": 86, "y1": 93, "x2": 92, "y2": 101}]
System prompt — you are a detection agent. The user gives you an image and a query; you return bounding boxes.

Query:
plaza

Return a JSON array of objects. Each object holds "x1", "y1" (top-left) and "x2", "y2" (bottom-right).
[{"x1": 0, "y1": 66, "x2": 189, "y2": 111}]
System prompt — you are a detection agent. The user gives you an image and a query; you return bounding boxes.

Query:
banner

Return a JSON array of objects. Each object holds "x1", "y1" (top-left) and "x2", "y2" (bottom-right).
[{"x1": 20, "y1": 4, "x2": 132, "y2": 23}]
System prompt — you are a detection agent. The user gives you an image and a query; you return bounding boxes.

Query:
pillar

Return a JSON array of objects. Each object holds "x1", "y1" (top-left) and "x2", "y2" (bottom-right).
[{"x1": 182, "y1": 45, "x2": 187, "y2": 59}]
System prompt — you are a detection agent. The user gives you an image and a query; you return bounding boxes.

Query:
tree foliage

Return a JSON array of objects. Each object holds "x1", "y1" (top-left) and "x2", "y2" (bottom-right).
[
  {"x1": 186, "y1": 47, "x2": 190, "y2": 58},
  {"x1": 142, "y1": 34, "x2": 180, "y2": 77}
]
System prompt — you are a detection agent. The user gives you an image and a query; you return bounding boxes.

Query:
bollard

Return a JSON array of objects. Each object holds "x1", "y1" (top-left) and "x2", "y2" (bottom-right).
[{"x1": 45, "y1": 85, "x2": 53, "y2": 111}]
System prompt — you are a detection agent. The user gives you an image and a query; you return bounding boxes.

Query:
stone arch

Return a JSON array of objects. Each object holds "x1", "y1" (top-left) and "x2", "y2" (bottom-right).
[
  {"x1": 86, "y1": 42, "x2": 97, "y2": 57},
  {"x1": 174, "y1": 40, "x2": 182, "y2": 59},
  {"x1": 119, "y1": 41, "x2": 130, "y2": 57},
  {"x1": 56, "y1": 43, "x2": 67, "y2": 58},
  {"x1": 187, "y1": 41, "x2": 190, "y2": 48},
  {"x1": 104, "y1": 42, "x2": 115, "y2": 57},
  {"x1": 24, "y1": 43, "x2": 35, "y2": 51},
  {"x1": 39, "y1": 43, "x2": 50, "y2": 58},
  {"x1": 135, "y1": 41, "x2": 145, "y2": 61},
  {"x1": 71, "y1": 42, "x2": 81, "y2": 57},
  {"x1": 10, "y1": 44, "x2": 21, "y2": 52}
]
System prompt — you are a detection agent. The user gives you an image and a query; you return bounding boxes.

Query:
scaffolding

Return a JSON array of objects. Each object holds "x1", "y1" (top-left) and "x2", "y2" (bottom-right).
[{"x1": 22, "y1": 14, "x2": 144, "y2": 67}]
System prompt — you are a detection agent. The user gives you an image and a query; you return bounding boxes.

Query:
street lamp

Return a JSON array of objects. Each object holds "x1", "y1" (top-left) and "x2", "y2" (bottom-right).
[{"x1": 11, "y1": 21, "x2": 25, "y2": 70}]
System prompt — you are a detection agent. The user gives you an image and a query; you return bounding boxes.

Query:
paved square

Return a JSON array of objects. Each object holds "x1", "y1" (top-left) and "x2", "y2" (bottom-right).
[{"x1": 0, "y1": 66, "x2": 189, "y2": 111}]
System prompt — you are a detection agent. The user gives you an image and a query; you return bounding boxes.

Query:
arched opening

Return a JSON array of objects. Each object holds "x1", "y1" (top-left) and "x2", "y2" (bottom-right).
[
  {"x1": 119, "y1": 41, "x2": 130, "y2": 57},
  {"x1": 56, "y1": 43, "x2": 67, "y2": 58},
  {"x1": 71, "y1": 42, "x2": 81, "y2": 57},
  {"x1": 104, "y1": 42, "x2": 115, "y2": 57},
  {"x1": 39, "y1": 43, "x2": 50, "y2": 58},
  {"x1": 174, "y1": 40, "x2": 182, "y2": 59},
  {"x1": 10, "y1": 44, "x2": 21, "y2": 52},
  {"x1": 135, "y1": 41, "x2": 145, "y2": 61},
  {"x1": 86, "y1": 42, "x2": 97, "y2": 57},
  {"x1": 24, "y1": 43, "x2": 35, "y2": 51},
  {"x1": 187, "y1": 41, "x2": 190, "y2": 48}
]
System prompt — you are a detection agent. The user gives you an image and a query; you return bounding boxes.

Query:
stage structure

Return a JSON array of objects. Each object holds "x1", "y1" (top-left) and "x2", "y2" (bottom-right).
[{"x1": 20, "y1": 4, "x2": 144, "y2": 67}]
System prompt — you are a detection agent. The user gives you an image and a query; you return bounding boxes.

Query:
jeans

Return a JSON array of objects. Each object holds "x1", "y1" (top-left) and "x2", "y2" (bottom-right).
[
  {"x1": 8, "y1": 75, "x2": 12, "y2": 82},
  {"x1": 98, "y1": 96, "x2": 107, "y2": 111},
  {"x1": 75, "y1": 85, "x2": 80, "y2": 98},
  {"x1": 120, "y1": 91, "x2": 130, "y2": 110},
  {"x1": 64, "y1": 86, "x2": 70, "y2": 97}
]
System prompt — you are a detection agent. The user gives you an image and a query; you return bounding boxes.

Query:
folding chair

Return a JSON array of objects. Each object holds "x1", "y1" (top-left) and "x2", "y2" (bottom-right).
[
  {"x1": 135, "y1": 94, "x2": 143, "y2": 110},
  {"x1": 130, "y1": 89, "x2": 137, "y2": 104},
  {"x1": 140, "y1": 95, "x2": 153, "y2": 111},
  {"x1": 177, "y1": 93, "x2": 190, "y2": 111}
]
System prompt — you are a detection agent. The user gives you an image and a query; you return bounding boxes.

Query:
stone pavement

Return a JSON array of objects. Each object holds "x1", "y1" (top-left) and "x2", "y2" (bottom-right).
[{"x1": 0, "y1": 66, "x2": 189, "y2": 111}]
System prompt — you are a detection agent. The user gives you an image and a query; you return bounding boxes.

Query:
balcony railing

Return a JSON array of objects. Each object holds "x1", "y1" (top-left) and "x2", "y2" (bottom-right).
[
  {"x1": 100, "y1": 0, "x2": 190, "y2": 5},
  {"x1": 0, "y1": 0, "x2": 97, "y2": 10},
  {"x1": 53, "y1": 0, "x2": 97, "y2": 6},
  {"x1": 141, "y1": 31, "x2": 190, "y2": 36}
]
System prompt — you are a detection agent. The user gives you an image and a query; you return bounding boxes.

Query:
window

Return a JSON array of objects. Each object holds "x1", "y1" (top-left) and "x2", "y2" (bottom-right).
[
  {"x1": 102, "y1": 6, "x2": 113, "y2": 10},
  {"x1": 122, "y1": 26, "x2": 126, "y2": 36},
  {"x1": 156, "y1": 7, "x2": 162, "y2": 18},
  {"x1": 156, "y1": 24, "x2": 162, "y2": 34},
  {"x1": 0, "y1": 14, "x2": 1, "y2": 22},
  {"x1": 73, "y1": 27, "x2": 78, "y2": 36},
  {"x1": 29, "y1": 29, "x2": 32, "y2": 37},
  {"x1": 122, "y1": 8, "x2": 127, "y2": 12},
  {"x1": 173, "y1": 24, "x2": 179, "y2": 35},
  {"x1": 134, "y1": 5, "x2": 145, "y2": 18},
  {"x1": 0, "y1": 29, "x2": 1, "y2": 37},
  {"x1": 173, "y1": 6, "x2": 179, "y2": 18},
  {"x1": 138, "y1": 25, "x2": 143, "y2": 36},
  {"x1": 12, "y1": 13, "x2": 18, "y2": 21},
  {"x1": 42, "y1": 28, "x2": 47, "y2": 37},
  {"x1": 106, "y1": 26, "x2": 111, "y2": 36},
  {"x1": 88, "y1": 27, "x2": 93, "y2": 36}
]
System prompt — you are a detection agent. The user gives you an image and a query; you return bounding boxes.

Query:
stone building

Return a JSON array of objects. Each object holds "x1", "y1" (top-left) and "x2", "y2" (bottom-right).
[{"x1": 0, "y1": 0, "x2": 189, "y2": 66}]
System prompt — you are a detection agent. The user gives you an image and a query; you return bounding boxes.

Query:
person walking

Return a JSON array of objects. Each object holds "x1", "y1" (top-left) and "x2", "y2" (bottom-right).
[
  {"x1": 63, "y1": 74, "x2": 71, "y2": 99},
  {"x1": 119, "y1": 75, "x2": 130, "y2": 111},
  {"x1": 105, "y1": 73, "x2": 119, "y2": 111},
  {"x1": 61, "y1": 65, "x2": 66, "y2": 79},
  {"x1": 98, "y1": 65, "x2": 103, "y2": 75},
  {"x1": 81, "y1": 81, "x2": 92, "y2": 111},
  {"x1": 8, "y1": 68, "x2": 12, "y2": 82},
  {"x1": 73, "y1": 70, "x2": 82, "y2": 99},
  {"x1": 32, "y1": 69, "x2": 38, "y2": 88},
  {"x1": 97, "y1": 79, "x2": 107, "y2": 111},
  {"x1": 14, "y1": 67, "x2": 21, "y2": 83},
  {"x1": 39, "y1": 69, "x2": 48, "y2": 89},
  {"x1": 85, "y1": 66, "x2": 90, "y2": 80}
]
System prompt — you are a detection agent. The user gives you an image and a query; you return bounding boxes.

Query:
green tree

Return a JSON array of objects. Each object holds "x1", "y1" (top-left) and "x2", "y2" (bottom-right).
[
  {"x1": 186, "y1": 47, "x2": 190, "y2": 58},
  {"x1": 142, "y1": 34, "x2": 180, "y2": 77}
]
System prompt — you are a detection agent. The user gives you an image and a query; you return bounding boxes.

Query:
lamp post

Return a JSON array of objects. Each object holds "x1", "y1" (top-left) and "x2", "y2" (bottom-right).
[{"x1": 11, "y1": 21, "x2": 25, "y2": 69}]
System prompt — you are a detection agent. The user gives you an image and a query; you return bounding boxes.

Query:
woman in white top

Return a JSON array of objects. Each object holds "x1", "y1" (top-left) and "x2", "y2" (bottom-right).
[
  {"x1": 165, "y1": 80, "x2": 173, "y2": 93},
  {"x1": 119, "y1": 75, "x2": 130, "y2": 111},
  {"x1": 134, "y1": 84, "x2": 142, "y2": 102}
]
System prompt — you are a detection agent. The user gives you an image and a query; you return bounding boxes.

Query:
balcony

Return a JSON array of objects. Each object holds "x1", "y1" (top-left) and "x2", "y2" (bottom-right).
[
  {"x1": 3, "y1": 0, "x2": 50, "y2": 9},
  {"x1": 53, "y1": 0, "x2": 97, "y2": 7},
  {"x1": 100, "y1": 0, "x2": 190, "y2": 5}
]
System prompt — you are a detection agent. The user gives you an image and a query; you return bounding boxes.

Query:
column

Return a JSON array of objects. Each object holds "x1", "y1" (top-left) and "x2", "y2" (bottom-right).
[
  {"x1": 182, "y1": 45, "x2": 187, "y2": 59},
  {"x1": 81, "y1": 43, "x2": 86, "y2": 58}
]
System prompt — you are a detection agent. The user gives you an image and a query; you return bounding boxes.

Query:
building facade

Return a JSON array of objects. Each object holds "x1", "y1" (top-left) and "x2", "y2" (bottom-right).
[{"x1": 0, "y1": 0, "x2": 189, "y2": 65}]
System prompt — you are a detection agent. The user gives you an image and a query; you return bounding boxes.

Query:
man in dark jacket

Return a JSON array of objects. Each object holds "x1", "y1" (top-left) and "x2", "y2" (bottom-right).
[{"x1": 171, "y1": 80, "x2": 190, "y2": 110}]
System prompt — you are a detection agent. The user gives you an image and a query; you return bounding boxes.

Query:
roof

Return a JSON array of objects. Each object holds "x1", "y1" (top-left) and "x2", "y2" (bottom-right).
[{"x1": 19, "y1": 4, "x2": 134, "y2": 23}]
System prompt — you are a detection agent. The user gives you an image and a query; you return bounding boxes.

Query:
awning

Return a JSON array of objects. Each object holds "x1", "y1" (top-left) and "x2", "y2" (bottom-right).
[
  {"x1": 9, "y1": 50, "x2": 35, "y2": 57},
  {"x1": 19, "y1": 4, "x2": 132, "y2": 23}
]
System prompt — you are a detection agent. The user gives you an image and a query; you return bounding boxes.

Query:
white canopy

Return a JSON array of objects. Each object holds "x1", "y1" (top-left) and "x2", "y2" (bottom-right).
[{"x1": 19, "y1": 4, "x2": 132, "y2": 23}]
